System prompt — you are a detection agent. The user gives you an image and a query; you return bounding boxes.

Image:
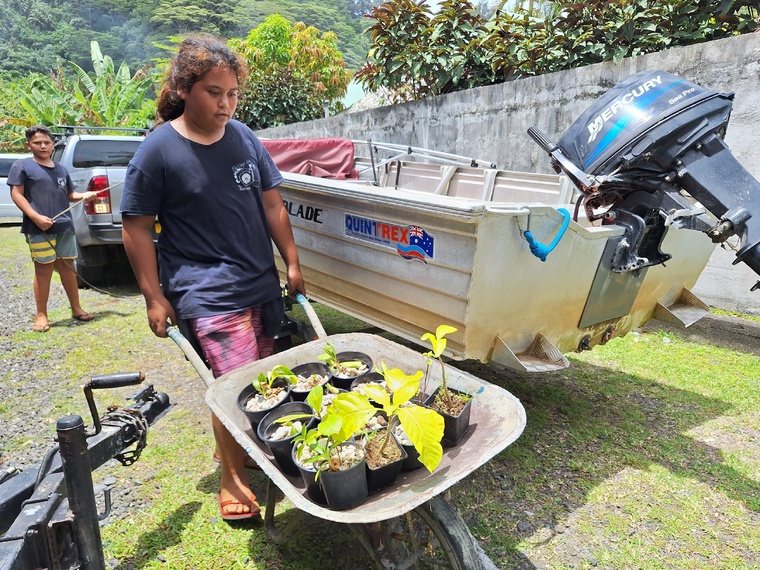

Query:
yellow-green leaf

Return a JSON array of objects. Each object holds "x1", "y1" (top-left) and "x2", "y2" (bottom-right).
[{"x1": 397, "y1": 405, "x2": 444, "y2": 472}]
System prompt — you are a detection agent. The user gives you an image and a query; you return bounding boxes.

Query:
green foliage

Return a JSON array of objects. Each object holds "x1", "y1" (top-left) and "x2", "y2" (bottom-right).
[
  {"x1": 293, "y1": 362, "x2": 444, "y2": 474},
  {"x1": 149, "y1": 0, "x2": 239, "y2": 36},
  {"x1": 0, "y1": 0, "x2": 377, "y2": 83},
  {"x1": 292, "y1": 396, "x2": 357, "y2": 478},
  {"x1": 69, "y1": 41, "x2": 155, "y2": 126},
  {"x1": 356, "y1": 0, "x2": 436, "y2": 103},
  {"x1": 358, "y1": 0, "x2": 759, "y2": 101},
  {"x1": 317, "y1": 340, "x2": 364, "y2": 373},
  {"x1": 229, "y1": 1, "x2": 374, "y2": 70},
  {"x1": 318, "y1": 341, "x2": 339, "y2": 368},
  {"x1": 421, "y1": 324, "x2": 457, "y2": 403},
  {"x1": 251, "y1": 364, "x2": 298, "y2": 397},
  {"x1": 362, "y1": 362, "x2": 444, "y2": 473},
  {"x1": 1, "y1": 41, "x2": 155, "y2": 148},
  {"x1": 542, "y1": 0, "x2": 759, "y2": 70},
  {"x1": 231, "y1": 15, "x2": 353, "y2": 129}
]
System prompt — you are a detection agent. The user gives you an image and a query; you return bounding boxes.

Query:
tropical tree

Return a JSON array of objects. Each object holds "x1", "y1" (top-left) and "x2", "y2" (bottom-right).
[
  {"x1": 356, "y1": 0, "x2": 492, "y2": 103},
  {"x1": 149, "y1": 0, "x2": 239, "y2": 36},
  {"x1": 1, "y1": 41, "x2": 155, "y2": 147},
  {"x1": 69, "y1": 41, "x2": 155, "y2": 127},
  {"x1": 230, "y1": 14, "x2": 353, "y2": 129},
  {"x1": 357, "y1": 0, "x2": 758, "y2": 102}
]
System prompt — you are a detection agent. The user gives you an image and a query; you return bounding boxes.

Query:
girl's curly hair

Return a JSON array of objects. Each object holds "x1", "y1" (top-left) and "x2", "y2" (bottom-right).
[{"x1": 155, "y1": 34, "x2": 248, "y2": 124}]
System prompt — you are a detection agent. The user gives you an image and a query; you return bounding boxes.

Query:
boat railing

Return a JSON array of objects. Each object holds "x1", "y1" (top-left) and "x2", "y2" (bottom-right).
[
  {"x1": 353, "y1": 140, "x2": 498, "y2": 171},
  {"x1": 351, "y1": 140, "x2": 576, "y2": 206}
]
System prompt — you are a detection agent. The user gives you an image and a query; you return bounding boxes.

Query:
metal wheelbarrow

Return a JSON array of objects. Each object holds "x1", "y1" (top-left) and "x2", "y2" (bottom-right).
[{"x1": 168, "y1": 294, "x2": 526, "y2": 569}]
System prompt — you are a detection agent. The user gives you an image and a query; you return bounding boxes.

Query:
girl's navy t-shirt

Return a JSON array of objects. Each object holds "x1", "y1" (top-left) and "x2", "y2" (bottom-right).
[{"x1": 120, "y1": 120, "x2": 285, "y2": 319}]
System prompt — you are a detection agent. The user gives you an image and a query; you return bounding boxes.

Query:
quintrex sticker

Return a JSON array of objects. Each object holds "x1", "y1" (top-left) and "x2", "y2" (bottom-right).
[{"x1": 344, "y1": 214, "x2": 435, "y2": 264}]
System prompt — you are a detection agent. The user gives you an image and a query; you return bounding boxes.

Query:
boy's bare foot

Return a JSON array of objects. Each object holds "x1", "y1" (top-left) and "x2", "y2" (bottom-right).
[
  {"x1": 72, "y1": 311, "x2": 95, "y2": 322},
  {"x1": 33, "y1": 315, "x2": 50, "y2": 332}
]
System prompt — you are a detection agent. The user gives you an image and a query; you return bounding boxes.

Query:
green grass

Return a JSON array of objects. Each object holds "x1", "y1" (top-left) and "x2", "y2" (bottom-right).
[{"x1": 2, "y1": 224, "x2": 759, "y2": 569}]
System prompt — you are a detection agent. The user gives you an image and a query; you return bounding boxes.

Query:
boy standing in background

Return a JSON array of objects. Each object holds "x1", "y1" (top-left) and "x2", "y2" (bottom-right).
[{"x1": 9, "y1": 125, "x2": 98, "y2": 332}]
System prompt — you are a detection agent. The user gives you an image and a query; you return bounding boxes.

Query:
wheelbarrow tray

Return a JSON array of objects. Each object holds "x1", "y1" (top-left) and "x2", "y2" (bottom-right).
[{"x1": 205, "y1": 332, "x2": 526, "y2": 524}]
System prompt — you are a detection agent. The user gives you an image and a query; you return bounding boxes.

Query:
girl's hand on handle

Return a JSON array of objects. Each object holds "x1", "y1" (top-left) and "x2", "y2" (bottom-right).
[
  {"x1": 286, "y1": 265, "x2": 306, "y2": 298},
  {"x1": 147, "y1": 297, "x2": 177, "y2": 338}
]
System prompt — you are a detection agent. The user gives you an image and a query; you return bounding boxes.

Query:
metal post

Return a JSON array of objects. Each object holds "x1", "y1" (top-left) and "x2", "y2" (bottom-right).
[{"x1": 57, "y1": 415, "x2": 106, "y2": 570}]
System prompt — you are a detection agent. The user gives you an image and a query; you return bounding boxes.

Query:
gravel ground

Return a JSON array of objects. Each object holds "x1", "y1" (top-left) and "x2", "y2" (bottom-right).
[
  {"x1": 1, "y1": 229, "x2": 73, "y2": 472},
  {"x1": 0, "y1": 222, "x2": 204, "y2": 509}
]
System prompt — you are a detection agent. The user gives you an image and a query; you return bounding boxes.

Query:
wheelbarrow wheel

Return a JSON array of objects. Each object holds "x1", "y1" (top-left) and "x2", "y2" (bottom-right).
[{"x1": 376, "y1": 495, "x2": 486, "y2": 569}]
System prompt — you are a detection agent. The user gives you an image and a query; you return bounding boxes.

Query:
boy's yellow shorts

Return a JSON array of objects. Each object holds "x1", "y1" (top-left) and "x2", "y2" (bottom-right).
[{"x1": 26, "y1": 233, "x2": 78, "y2": 264}]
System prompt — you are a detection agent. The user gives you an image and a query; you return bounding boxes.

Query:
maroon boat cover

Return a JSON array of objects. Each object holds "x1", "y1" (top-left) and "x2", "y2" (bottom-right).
[{"x1": 262, "y1": 138, "x2": 359, "y2": 180}]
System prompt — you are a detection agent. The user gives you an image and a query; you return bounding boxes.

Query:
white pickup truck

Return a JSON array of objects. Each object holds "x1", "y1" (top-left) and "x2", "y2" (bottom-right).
[{"x1": 51, "y1": 127, "x2": 151, "y2": 284}]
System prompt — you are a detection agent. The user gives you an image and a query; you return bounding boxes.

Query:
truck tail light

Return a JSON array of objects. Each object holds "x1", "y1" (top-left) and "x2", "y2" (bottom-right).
[{"x1": 84, "y1": 176, "x2": 112, "y2": 215}]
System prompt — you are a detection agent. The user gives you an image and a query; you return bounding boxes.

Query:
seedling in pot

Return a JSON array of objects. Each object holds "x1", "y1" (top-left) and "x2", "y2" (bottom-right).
[
  {"x1": 291, "y1": 388, "x2": 364, "y2": 479},
  {"x1": 319, "y1": 341, "x2": 368, "y2": 378},
  {"x1": 243, "y1": 364, "x2": 298, "y2": 412},
  {"x1": 251, "y1": 364, "x2": 297, "y2": 399},
  {"x1": 334, "y1": 362, "x2": 444, "y2": 473},
  {"x1": 421, "y1": 325, "x2": 472, "y2": 415}
]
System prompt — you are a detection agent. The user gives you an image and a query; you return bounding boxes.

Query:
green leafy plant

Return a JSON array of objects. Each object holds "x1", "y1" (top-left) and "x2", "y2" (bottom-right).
[
  {"x1": 287, "y1": 384, "x2": 368, "y2": 478},
  {"x1": 251, "y1": 364, "x2": 297, "y2": 398},
  {"x1": 229, "y1": 14, "x2": 353, "y2": 130},
  {"x1": 291, "y1": 364, "x2": 446, "y2": 475},
  {"x1": 335, "y1": 362, "x2": 444, "y2": 473},
  {"x1": 292, "y1": 407, "x2": 359, "y2": 479},
  {"x1": 421, "y1": 324, "x2": 457, "y2": 406},
  {"x1": 357, "y1": 0, "x2": 758, "y2": 101},
  {"x1": 421, "y1": 324, "x2": 472, "y2": 419},
  {"x1": 2, "y1": 40, "x2": 155, "y2": 147},
  {"x1": 318, "y1": 341, "x2": 365, "y2": 373}
]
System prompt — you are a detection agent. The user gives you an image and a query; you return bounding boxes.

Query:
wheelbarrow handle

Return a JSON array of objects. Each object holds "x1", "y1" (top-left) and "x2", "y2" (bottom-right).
[
  {"x1": 295, "y1": 293, "x2": 327, "y2": 340},
  {"x1": 166, "y1": 326, "x2": 216, "y2": 388}
]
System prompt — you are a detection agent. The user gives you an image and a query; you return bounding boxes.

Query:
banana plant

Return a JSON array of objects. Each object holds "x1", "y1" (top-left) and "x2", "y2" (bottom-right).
[{"x1": 69, "y1": 41, "x2": 154, "y2": 127}]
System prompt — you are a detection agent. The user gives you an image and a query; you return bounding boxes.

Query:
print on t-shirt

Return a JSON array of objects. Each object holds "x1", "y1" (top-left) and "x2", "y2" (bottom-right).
[{"x1": 231, "y1": 159, "x2": 259, "y2": 192}]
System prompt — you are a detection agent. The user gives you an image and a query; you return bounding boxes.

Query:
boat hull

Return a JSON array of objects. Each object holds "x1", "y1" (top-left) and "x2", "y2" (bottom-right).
[{"x1": 276, "y1": 171, "x2": 715, "y2": 372}]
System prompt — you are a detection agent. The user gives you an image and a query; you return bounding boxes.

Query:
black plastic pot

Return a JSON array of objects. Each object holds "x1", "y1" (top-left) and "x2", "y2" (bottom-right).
[
  {"x1": 360, "y1": 430, "x2": 408, "y2": 495},
  {"x1": 349, "y1": 372, "x2": 388, "y2": 408},
  {"x1": 290, "y1": 362, "x2": 331, "y2": 402},
  {"x1": 256, "y1": 401, "x2": 316, "y2": 477},
  {"x1": 291, "y1": 444, "x2": 327, "y2": 504},
  {"x1": 319, "y1": 441, "x2": 368, "y2": 510},
  {"x1": 424, "y1": 387, "x2": 472, "y2": 447},
  {"x1": 236, "y1": 377, "x2": 291, "y2": 432},
  {"x1": 329, "y1": 351, "x2": 373, "y2": 390}
]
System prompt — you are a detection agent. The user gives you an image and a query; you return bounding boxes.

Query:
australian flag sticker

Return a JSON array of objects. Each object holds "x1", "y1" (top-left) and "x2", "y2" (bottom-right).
[
  {"x1": 344, "y1": 214, "x2": 435, "y2": 264},
  {"x1": 397, "y1": 225, "x2": 435, "y2": 263}
]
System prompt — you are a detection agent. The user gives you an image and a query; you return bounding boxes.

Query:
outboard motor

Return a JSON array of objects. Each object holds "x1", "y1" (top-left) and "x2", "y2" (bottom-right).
[{"x1": 529, "y1": 70, "x2": 760, "y2": 290}]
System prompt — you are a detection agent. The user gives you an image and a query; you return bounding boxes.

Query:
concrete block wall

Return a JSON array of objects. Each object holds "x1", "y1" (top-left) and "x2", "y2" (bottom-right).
[{"x1": 258, "y1": 33, "x2": 760, "y2": 315}]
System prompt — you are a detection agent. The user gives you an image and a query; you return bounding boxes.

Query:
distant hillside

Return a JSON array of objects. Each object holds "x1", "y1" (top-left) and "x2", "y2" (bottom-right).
[{"x1": 0, "y1": 0, "x2": 378, "y2": 78}]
